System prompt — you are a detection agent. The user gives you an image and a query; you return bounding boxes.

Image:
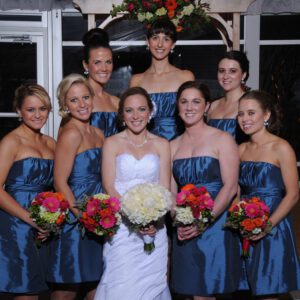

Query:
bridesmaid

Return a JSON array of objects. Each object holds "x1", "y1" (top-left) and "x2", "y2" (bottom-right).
[
  {"x1": 130, "y1": 19, "x2": 194, "y2": 141},
  {"x1": 171, "y1": 81, "x2": 241, "y2": 299},
  {"x1": 0, "y1": 84, "x2": 55, "y2": 298},
  {"x1": 82, "y1": 28, "x2": 120, "y2": 137},
  {"x1": 208, "y1": 50, "x2": 249, "y2": 143},
  {"x1": 47, "y1": 74, "x2": 104, "y2": 300},
  {"x1": 237, "y1": 90, "x2": 300, "y2": 298}
]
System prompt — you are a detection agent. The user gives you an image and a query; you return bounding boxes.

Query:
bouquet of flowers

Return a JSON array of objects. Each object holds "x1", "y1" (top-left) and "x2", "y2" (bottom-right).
[
  {"x1": 29, "y1": 191, "x2": 70, "y2": 236},
  {"x1": 77, "y1": 193, "x2": 122, "y2": 237},
  {"x1": 224, "y1": 196, "x2": 272, "y2": 258},
  {"x1": 174, "y1": 183, "x2": 215, "y2": 233},
  {"x1": 121, "y1": 182, "x2": 172, "y2": 253},
  {"x1": 110, "y1": 0, "x2": 210, "y2": 33}
]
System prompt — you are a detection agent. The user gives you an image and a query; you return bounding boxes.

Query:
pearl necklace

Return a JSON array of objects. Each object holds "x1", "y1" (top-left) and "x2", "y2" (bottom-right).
[{"x1": 126, "y1": 130, "x2": 148, "y2": 148}]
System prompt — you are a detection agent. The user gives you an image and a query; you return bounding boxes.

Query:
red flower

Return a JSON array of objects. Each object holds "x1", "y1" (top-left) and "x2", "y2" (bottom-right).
[
  {"x1": 127, "y1": 2, "x2": 135, "y2": 12},
  {"x1": 165, "y1": 0, "x2": 177, "y2": 11}
]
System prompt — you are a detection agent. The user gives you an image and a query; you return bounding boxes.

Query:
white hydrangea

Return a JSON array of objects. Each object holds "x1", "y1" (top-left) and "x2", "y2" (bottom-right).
[
  {"x1": 121, "y1": 183, "x2": 172, "y2": 226},
  {"x1": 175, "y1": 206, "x2": 194, "y2": 225}
]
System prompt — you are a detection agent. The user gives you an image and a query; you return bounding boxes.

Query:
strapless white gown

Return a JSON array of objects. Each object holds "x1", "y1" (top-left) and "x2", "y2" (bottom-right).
[{"x1": 94, "y1": 153, "x2": 171, "y2": 300}]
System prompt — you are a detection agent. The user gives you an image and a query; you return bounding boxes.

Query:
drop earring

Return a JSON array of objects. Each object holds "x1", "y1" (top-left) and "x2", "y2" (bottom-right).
[
  {"x1": 264, "y1": 120, "x2": 269, "y2": 127},
  {"x1": 84, "y1": 70, "x2": 89, "y2": 76}
]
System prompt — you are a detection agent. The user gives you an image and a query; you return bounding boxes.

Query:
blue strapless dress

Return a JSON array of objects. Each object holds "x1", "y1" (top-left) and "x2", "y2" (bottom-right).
[
  {"x1": 208, "y1": 118, "x2": 247, "y2": 144},
  {"x1": 149, "y1": 92, "x2": 183, "y2": 141},
  {"x1": 171, "y1": 157, "x2": 240, "y2": 296},
  {"x1": 47, "y1": 148, "x2": 103, "y2": 283},
  {"x1": 0, "y1": 158, "x2": 53, "y2": 293},
  {"x1": 239, "y1": 161, "x2": 300, "y2": 295},
  {"x1": 90, "y1": 111, "x2": 119, "y2": 137}
]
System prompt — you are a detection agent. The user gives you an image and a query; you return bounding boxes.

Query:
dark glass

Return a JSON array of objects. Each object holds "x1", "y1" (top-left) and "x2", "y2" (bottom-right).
[
  {"x1": 62, "y1": 14, "x2": 88, "y2": 41},
  {"x1": 260, "y1": 45, "x2": 300, "y2": 158},
  {"x1": 261, "y1": 15, "x2": 300, "y2": 40},
  {"x1": 0, "y1": 42, "x2": 37, "y2": 112},
  {"x1": 0, "y1": 15, "x2": 41, "y2": 21},
  {"x1": 0, "y1": 117, "x2": 19, "y2": 139}
]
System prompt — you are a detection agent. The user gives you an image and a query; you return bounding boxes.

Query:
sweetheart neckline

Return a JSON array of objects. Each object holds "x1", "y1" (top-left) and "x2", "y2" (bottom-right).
[{"x1": 116, "y1": 153, "x2": 160, "y2": 161}]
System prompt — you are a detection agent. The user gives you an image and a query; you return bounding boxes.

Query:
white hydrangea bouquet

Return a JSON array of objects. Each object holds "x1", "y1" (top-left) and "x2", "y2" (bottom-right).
[{"x1": 121, "y1": 182, "x2": 172, "y2": 253}]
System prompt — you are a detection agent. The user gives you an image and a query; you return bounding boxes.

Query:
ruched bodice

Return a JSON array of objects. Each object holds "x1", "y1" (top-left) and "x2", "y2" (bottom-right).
[
  {"x1": 238, "y1": 161, "x2": 300, "y2": 295},
  {"x1": 208, "y1": 118, "x2": 247, "y2": 144},
  {"x1": 171, "y1": 156, "x2": 240, "y2": 296},
  {"x1": 149, "y1": 92, "x2": 182, "y2": 140},
  {"x1": 90, "y1": 111, "x2": 119, "y2": 137},
  {"x1": 95, "y1": 153, "x2": 171, "y2": 300},
  {"x1": 47, "y1": 148, "x2": 103, "y2": 284},
  {"x1": 0, "y1": 157, "x2": 53, "y2": 293}
]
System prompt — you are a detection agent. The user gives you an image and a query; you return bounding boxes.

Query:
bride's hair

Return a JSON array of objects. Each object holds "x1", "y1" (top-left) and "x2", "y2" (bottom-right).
[{"x1": 118, "y1": 87, "x2": 154, "y2": 122}]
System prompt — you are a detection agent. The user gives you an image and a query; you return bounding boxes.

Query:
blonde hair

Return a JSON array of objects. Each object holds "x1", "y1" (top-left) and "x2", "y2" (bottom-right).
[
  {"x1": 14, "y1": 84, "x2": 51, "y2": 111},
  {"x1": 57, "y1": 73, "x2": 94, "y2": 118}
]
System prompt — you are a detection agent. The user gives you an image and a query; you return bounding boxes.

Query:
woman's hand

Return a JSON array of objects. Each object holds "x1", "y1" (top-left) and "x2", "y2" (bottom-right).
[
  {"x1": 177, "y1": 224, "x2": 201, "y2": 241},
  {"x1": 140, "y1": 225, "x2": 156, "y2": 237},
  {"x1": 36, "y1": 227, "x2": 50, "y2": 242}
]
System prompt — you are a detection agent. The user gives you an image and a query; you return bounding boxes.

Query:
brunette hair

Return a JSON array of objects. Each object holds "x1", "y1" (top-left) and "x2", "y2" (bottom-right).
[
  {"x1": 57, "y1": 73, "x2": 94, "y2": 118},
  {"x1": 239, "y1": 90, "x2": 282, "y2": 133},
  {"x1": 118, "y1": 87, "x2": 154, "y2": 122},
  {"x1": 147, "y1": 19, "x2": 177, "y2": 43},
  {"x1": 14, "y1": 84, "x2": 51, "y2": 111},
  {"x1": 82, "y1": 28, "x2": 112, "y2": 64}
]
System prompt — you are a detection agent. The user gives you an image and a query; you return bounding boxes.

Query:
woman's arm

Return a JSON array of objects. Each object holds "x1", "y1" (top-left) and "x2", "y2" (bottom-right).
[
  {"x1": 101, "y1": 137, "x2": 121, "y2": 199},
  {"x1": 157, "y1": 138, "x2": 171, "y2": 190},
  {"x1": 54, "y1": 128, "x2": 81, "y2": 216},
  {"x1": 214, "y1": 133, "x2": 239, "y2": 217}
]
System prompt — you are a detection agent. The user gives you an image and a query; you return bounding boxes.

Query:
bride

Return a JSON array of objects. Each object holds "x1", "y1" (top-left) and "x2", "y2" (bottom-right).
[{"x1": 94, "y1": 87, "x2": 171, "y2": 300}]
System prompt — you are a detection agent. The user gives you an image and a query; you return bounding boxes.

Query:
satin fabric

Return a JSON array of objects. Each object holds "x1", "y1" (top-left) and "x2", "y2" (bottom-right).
[
  {"x1": 208, "y1": 118, "x2": 248, "y2": 144},
  {"x1": 95, "y1": 153, "x2": 171, "y2": 300},
  {"x1": 90, "y1": 111, "x2": 119, "y2": 137},
  {"x1": 0, "y1": 157, "x2": 53, "y2": 293},
  {"x1": 239, "y1": 161, "x2": 300, "y2": 295},
  {"x1": 171, "y1": 156, "x2": 241, "y2": 296},
  {"x1": 149, "y1": 92, "x2": 183, "y2": 141},
  {"x1": 47, "y1": 148, "x2": 103, "y2": 283}
]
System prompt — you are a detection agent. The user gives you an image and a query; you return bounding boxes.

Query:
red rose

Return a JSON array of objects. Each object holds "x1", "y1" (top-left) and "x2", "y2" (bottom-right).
[{"x1": 127, "y1": 2, "x2": 135, "y2": 12}]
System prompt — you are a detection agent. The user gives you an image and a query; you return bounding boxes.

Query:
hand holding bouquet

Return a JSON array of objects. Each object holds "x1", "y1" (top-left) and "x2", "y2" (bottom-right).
[
  {"x1": 29, "y1": 191, "x2": 70, "y2": 241},
  {"x1": 224, "y1": 196, "x2": 272, "y2": 258},
  {"x1": 174, "y1": 184, "x2": 215, "y2": 234},
  {"x1": 77, "y1": 193, "x2": 121, "y2": 237},
  {"x1": 121, "y1": 182, "x2": 172, "y2": 254}
]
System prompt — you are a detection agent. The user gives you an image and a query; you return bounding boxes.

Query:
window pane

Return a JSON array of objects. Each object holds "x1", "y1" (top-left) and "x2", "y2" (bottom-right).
[
  {"x1": 261, "y1": 15, "x2": 300, "y2": 40},
  {"x1": 62, "y1": 14, "x2": 88, "y2": 41},
  {"x1": 260, "y1": 45, "x2": 300, "y2": 159},
  {"x1": 0, "y1": 42, "x2": 37, "y2": 112},
  {"x1": 0, "y1": 117, "x2": 19, "y2": 138}
]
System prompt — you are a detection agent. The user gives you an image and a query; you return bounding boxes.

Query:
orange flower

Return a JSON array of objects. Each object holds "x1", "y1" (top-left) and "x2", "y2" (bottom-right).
[
  {"x1": 251, "y1": 197, "x2": 260, "y2": 203},
  {"x1": 241, "y1": 219, "x2": 256, "y2": 231},
  {"x1": 181, "y1": 183, "x2": 196, "y2": 191},
  {"x1": 176, "y1": 26, "x2": 184, "y2": 32},
  {"x1": 82, "y1": 212, "x2": 88, "y2": 219},
  {"x1": 165, "y1": 0, "x2": 177, "y2": 11},
  {"x1": 168, "y1": 10, "x2": 175, "y2": 18},
  {"x1": 56, "y1": 215, "x2": 65, "y2": 225},
  {"x1": 99, "y1": 208, "x2": 113, "y2": 217},
  {"x1": 253, "y1": 218, "x2": 263, "y2": 227}
]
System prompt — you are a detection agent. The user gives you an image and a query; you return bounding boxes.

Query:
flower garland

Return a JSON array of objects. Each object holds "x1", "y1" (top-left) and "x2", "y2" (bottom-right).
[{"x1": 111, "y1": 0, "x2": 210, "y2": 33}]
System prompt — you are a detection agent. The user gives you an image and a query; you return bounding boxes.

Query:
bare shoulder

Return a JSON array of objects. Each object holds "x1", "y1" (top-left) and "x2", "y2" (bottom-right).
[
  {"x1": 209, "y1": 97, "x2": 222, "y2": 111},
  {"x1": 151, "y1": 133, "x2": 169, "y2": 148},
  {"x1": 176, "y1": 68, "x2": 195, "y2": 82},
  {"x1": 272, "y1": 136, "x2": 295, "y2": 158},
  {"x1": 57, "y1": 124, "x2": 83, "y2": 147},
  {"x1": 0, "y1": 130, "x2": 21, "y2": 153},
  {"x1": 238, "y1": 142, "x2": 248, "y2": 156},
  {"x1": 43, "y1": 134, "x2": 56, "y2": 151},
  {"x1": 103, "y1": 132, "x2": 123, "y2": 148},
  {"x1": 130, "y1": 73, "x2": 144, "y2": 87}
]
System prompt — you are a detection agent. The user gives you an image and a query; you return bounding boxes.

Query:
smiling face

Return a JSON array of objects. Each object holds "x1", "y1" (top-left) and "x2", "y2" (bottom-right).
[
  {"x1": 17, "y1": 95, "x2": 49, "y2": 131},
  {"x1": 64, "y1": 83, "x2": 93, "y2": 122},
  {"x1": 148, "y1": 32, "x2": 175, "y2": 60},
  {"x1": 217, "y1": 58, "x2": 246, "y2": 92},
  {"x1": 123, "y1": 94, "x2": 150, "y2": 134},
  {"x1": 83, "y1": 47, "x2": 113, "y2": 86},
  {"x1": 237, "y1": 98, "x2": 271, "y2": 135},
  {"x1": 178, "y1": 87, "x2": 209, "y2": 127}
]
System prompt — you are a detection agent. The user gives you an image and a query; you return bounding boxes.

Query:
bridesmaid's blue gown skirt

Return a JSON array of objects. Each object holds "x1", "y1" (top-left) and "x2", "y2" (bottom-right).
[
  {"x1": 239, "y1": 161, "x2": 300, "y2": 295},
  {"x1": 0, "y1": 158, "x2": 53, "y2": 293},
  {"x1": 171, "y1": 157, "x2": 241, "y2": 296},
  {"x1": 90, "y1": 111, "x2": 119, "y2": 137},
  {"x1": 47, "y1": 148, "x2": 103, "y2": 284},
  {"x1": 149, "y1": 92, "x2": 183, "y2": 141}
]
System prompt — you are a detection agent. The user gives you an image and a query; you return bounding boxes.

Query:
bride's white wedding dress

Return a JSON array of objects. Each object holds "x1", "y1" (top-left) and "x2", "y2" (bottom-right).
[{"x1": 94, "y1": 153, "x2": 171, "y2": 300}]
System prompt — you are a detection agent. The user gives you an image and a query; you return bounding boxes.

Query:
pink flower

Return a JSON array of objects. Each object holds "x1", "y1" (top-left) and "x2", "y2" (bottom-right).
[
  {"x1": 42, "y1": 197, "x2": 60, "y2": 213},
  {"x1": 127, "y1": 2, "x2": 135, "y2": 12},
  {"x1": 176, "y1": 191, "x2": 188, "y2": 205},
  {"x1": 107, "y1": 197, "x2": 121, "y2": 212},
  {"x1": 100, "y1": 215, "x2": 117, "y2": 229},
  {"x1": 202, "y1": 196, "x2": 214, "y2": 209},
  {"x1": 245, "y1": 203, "x2": 259, "y2": 218},
  {"x1": 59, "y1": 199, "x2": 70, "y2": 211},
  {"x1": 86, "y1": 199, "x2": 100, "y2": 217}
]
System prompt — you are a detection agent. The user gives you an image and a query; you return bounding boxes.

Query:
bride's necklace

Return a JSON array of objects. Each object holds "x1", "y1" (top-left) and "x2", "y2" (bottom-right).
[{"x1": 125, "y1": 130, "x2": 148, "y2": 148}]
